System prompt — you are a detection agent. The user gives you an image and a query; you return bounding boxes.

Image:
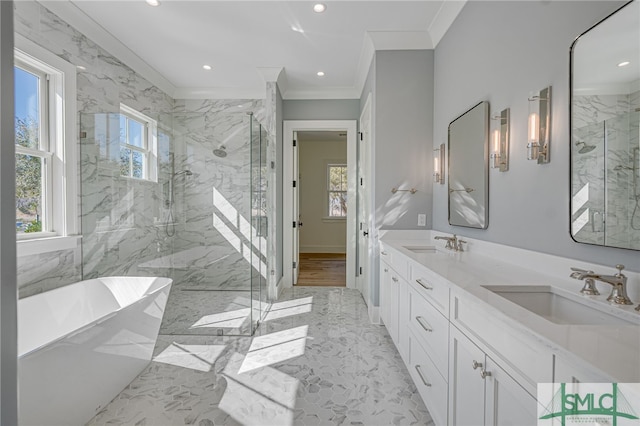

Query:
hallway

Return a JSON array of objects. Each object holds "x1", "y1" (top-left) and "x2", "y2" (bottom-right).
[
  {"x1": 297, "y1": 253, "x2": 347, "y2": 287},
  {"x1": 87, "y1": 287, "x2": 432, "y2": 425}
]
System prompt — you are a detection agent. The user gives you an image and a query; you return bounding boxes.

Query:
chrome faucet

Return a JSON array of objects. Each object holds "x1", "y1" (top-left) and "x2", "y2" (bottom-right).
[
  {"x1": 570, "y1": 264, "x2": 633, "y2": 305},
  {"x1": 434, "y1": 234, "x2": 467, "y2": 252}
]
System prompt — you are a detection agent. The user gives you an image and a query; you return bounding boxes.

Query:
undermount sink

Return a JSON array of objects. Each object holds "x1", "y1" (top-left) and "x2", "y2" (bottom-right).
[
  {"x1": 482, "y1": 285, "x2": 635, "y2": 326},
  {"x1": 402, "y1": 246, "x2": 438, "y2": 254}
]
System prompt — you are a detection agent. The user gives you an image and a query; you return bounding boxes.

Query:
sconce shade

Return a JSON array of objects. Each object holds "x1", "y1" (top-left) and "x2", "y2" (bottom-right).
[{"x1": 527, "y1": 86, "x2": 551, "y2": 164}]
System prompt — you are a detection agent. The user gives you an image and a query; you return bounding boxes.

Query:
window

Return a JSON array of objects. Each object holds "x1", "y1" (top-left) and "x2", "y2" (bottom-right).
[
  {"x1": 119, "y1": 104, "x2": 157, "y2": 181},
  {"x1": 327, "y1": 164, "x2": 347, "y2": 217},
  {"x1": 14, "y1": 37, "x2": 77, "y2": 244}
]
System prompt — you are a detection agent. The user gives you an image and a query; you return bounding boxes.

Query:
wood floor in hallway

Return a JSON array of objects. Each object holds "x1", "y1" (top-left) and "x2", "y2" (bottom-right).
[{"x1": 296, "y1": 253, "x2": 346, "y2": 286}]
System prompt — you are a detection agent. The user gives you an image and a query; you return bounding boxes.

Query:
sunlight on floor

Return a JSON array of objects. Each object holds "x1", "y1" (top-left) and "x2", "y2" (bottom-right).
[
  {"x1": 190, "y1": 308, "x2": 252, "y2": 329},
  {"x1": 153, "y1": 342, "x2": 227, "y2": 372},
  {"x1": 221, "y1": 352, "x2": 298, "y2": 425},
  {"x1": 239, "y1": 325, "x2": 308, "y2": 374}
]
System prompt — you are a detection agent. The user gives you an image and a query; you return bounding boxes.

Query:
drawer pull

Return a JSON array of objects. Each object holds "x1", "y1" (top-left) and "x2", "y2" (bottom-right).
[
  {"x1": 415, "y1": 365, "x2": 432, "y2": 387},
  {"x1": 381, "y1": 251, "x2": 388, "y2": 256},
  {"x1": 392, "y1": 277, "x2": 399, "y2": 283},
  {"x1": 416, "y1": 278, "x2": 433, "y2": 290},
  {"x1": 384, "y1": 268, "x2": 389, "y2": 272},
  {"x1": 415, "y1": 316, "x2": 433, "y2": 332}
]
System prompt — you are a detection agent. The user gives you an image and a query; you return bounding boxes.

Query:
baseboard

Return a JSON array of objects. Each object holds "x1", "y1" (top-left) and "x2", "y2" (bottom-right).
[
  {"x1": 369, "y1": 304, "x2": 380, "y2": 325},
  {"x1": 300, "y1": 245, "x2": 346, "y2": 253}
]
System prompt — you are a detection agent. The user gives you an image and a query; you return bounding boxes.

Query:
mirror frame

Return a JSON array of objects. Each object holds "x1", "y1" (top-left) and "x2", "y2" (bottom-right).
[
  {"x1": 447, "y1": 101, "x2": 490, "y2": 229},
  {"x1": 569, "y1": 0, "x2": 639, "y2": 251}
]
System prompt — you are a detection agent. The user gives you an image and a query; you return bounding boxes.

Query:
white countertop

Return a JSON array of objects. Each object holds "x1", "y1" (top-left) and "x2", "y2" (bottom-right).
[{"x1": 380, "y1": 233, "x2": 640, "y2": 383}]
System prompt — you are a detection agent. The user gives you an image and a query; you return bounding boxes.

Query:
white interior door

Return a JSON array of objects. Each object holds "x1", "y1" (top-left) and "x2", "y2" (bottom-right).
[
  {"x1": 357, "y1": 96, "x2": 372, "y2": 304},
  {"x1": 292, "y1": 131, "x2": 300, "y2": 285}
]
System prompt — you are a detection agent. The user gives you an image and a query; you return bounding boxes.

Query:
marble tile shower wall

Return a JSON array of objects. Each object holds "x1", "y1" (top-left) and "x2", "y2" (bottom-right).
[
  {"x1": 169, "y1": 99, "x2": 265, "y2": 292},
  {"x1": 573, "y1": 91, "x2": 640, "y2": 249},
  {"x1": 15, "y1": 1, "x2": 173, "y2": 295}
]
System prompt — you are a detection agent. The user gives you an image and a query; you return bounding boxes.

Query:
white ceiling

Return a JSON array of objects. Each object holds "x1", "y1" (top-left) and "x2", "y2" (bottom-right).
[{"x1": 42, "y1": 1, "x2": 466, "y2": 100}]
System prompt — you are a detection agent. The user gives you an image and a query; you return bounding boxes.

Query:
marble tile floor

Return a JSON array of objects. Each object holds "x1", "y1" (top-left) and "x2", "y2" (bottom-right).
[
  {"x1": 88, "y1": 287, "x2": 433, "y2": 426},
  {"x1": 160, "y1": 289, "x2": 260, "y2": 336}
]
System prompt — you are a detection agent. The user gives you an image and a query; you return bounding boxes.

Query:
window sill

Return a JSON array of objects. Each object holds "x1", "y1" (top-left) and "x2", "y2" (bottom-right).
[
  {"x1": 322, "y1": 216, "x2": 347, "y2": 222},
  {"x1": 17, "y1": 235, "x2": 82, "y2": 257}
]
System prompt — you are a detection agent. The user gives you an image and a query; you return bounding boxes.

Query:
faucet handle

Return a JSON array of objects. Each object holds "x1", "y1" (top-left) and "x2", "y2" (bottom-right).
[
  {"x1": 570, "y1": 267, "x2": 591, "y2": 273},
  {"x1": 615, "y1": 264, "x2": 625, "y2": 276}
]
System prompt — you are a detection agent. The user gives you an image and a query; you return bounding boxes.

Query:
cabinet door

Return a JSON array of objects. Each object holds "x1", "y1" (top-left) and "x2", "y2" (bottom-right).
[
  {"x1": 388, "y1": 271, "x2": 400, "y2": 344},
  {"x1": 485, "y1": 356, "x2": 538, "y2": 426},
  {"x1": 449, "y1": 326, "x2": 486, "y2": 426},
  {"x1": 397, "y1": 275, "x2": 410, "y2": 363},
  {"x1": 379, "y1": 261, "x2": 390, "y2": 326}
]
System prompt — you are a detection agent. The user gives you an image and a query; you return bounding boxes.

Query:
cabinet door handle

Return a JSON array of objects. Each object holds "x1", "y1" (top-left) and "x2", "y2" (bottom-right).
[
  {"x1": 414, "y1": 365, "x2": 432, "y2": 387},
  {"x1": 384, "y1": 268, "x2": 389, "y2": 272},
  {"x1": 415, "y1": 316, "x2": 433, "y2": 332},
  {"x1": 416, "y1": 279, "x2": 433, "y2": 290},
  {"x1": 381, "y1": 251, "x2": 388, "y2": 256},
  {"x1": 472, "y1": 360, "x2": 483, "y2": 370},
  {"x1": 480, "y1": 369, "x2": 492, "y2": 379},
  {"x1": 392, "y1": 277, "x2": 399, "y2": 283}
]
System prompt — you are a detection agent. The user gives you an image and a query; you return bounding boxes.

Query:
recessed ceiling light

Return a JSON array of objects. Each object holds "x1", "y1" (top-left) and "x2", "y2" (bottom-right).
[
  {"x1": 618, "y1": 61, "x2": 630, "y2": 67},
  {"x1": 317, "y1": 71, "x2": 325, "y2": 77},
  {"x1": 203, "y1": 65, "x2": 212, "y2": 71},
  {"x1": 313, "y1": 3, "x2": 326, "y2": 13},
  {"x1": 145, "y1": 0, "x2": 160, "y2": 6},
  {"x1": 291, "y1": 26, "x2": 305, "y2": 34}
]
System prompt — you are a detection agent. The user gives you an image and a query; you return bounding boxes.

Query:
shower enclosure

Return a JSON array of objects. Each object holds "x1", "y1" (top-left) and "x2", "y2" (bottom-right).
[
  {"x1": 80, "y1": 104, "x2": 269, "y2": 337},
  {"x1": 572, "y1": 108, "x2": 640, "y2": 249}
]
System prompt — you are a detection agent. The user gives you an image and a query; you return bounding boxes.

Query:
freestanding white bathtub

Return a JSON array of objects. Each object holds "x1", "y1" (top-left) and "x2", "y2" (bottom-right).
[{"x1": 18, "y1": 276, "x2": 172, "y2": 426}]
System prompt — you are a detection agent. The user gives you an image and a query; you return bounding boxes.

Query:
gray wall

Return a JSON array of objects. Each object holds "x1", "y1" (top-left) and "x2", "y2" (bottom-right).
[
  {"x1": 433, "y1": 1, "x2": 640, "y2": 271},
  {"x1": 375, "y1": 50, "x2": 434, "y2": 231},
  {"x1": 283, "y1": 99, "x2": 361, "y2": 120},
  {"x1": 359, "y1": 50, "x2": 434, "y2": 308},
  {"x1": 0, "y1": 2, "x2": 18, "y2": 422}
]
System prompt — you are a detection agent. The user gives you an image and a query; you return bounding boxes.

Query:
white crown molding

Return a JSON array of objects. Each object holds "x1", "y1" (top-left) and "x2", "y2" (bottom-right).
[
  {"x1": 428, "y1": 0, "x2": 467, "y2": 47},
  {"x1": 257, "y1": 67, "x2": 284, "y2": 83},
  {"x1": 173, "y1": 87, "x2": 267, "y2": 100},
  {"x1": 282, "y1": 87, "x2": 362, "y2": 100},
  {"x1": 41, "y1": 1, "x2": 177, "y2": 98}
]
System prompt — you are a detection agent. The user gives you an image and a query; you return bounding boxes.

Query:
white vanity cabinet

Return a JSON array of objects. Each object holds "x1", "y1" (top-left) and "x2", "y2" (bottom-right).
[
  {"x1": 449, "y1": 326, "x2": 538, "y2": 426},
  {"x1": 379, "y1": 245, "x2": 410, "y2": 361}
]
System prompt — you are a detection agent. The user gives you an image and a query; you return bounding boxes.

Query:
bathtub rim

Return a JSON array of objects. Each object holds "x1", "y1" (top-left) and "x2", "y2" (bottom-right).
[{"x1": 18, "y1": 276, "x2": 172, "y2": 358}]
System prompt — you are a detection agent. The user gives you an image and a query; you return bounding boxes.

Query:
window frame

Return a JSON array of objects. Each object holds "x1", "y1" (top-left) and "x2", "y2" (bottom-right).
[
  {"x1": 326, "y1": 163, "x2": 347, "y2": 219},
  {"x1": 119, "y1": 104, "x2": 158, "y2": 182},
  {"x1": 15, "y1": 34, "x2": 79, "y2": 253}
]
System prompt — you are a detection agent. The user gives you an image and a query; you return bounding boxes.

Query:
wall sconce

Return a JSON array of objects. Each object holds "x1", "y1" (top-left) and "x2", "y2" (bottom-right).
[
  {"x1": 527, "y1": 86, "x2": 551, "y2": 164},
  {"x1": 434, "y1": 143, "x2": 445, "y2": 184},
  {"x1": 490, "y1": 108, "x2": 510, "y2": 172}
]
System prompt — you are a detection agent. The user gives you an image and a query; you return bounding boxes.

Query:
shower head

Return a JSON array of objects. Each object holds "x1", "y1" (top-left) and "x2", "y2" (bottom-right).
[
  {"x1": 213, "y1": 146, "x2": 227, "y2": 158},
  {"x1": 575, "y1": 141, "x2": 596, "y2": 154}
]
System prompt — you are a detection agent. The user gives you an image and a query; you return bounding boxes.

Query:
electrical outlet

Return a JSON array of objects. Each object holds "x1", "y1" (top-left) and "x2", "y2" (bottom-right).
[{"x1": 418, "y1": 213, "x2": 427, "y2": 227}]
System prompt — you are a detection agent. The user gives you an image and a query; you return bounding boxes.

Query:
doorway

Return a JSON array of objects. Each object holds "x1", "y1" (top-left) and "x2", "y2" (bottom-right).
[
  {"x1": 296, "y1": 131, "x2": 347, "y2": 286},
  {"x1": 283, "y1": 120, "x2": 357, "y2": 291}
]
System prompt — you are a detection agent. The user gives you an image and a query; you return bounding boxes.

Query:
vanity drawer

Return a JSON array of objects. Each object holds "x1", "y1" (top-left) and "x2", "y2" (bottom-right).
[
  {"x1": 409, "y1": 287, "x2": 449, "y2": 378},
  {"x1": 409, "y1": 330, "x2": 448, "y2": 426},
  {"x1": 409, "y1": 263, "x2": 450, "y2": 316},
  {"x1": 380, "y1": 244, "x2": 408, "y2": 280}
]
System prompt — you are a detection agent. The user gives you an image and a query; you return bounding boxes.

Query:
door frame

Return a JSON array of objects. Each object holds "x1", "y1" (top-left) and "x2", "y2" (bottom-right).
[
  {"x1": 357, "y1": 93, "x2": 373, "y2": 309},
  {"x1": 283, "y1": 120, "x2": 357, "y2": 290}
]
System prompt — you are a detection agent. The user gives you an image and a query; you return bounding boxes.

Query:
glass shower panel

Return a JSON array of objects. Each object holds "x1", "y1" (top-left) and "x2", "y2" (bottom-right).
[
  {"x1": 572, "y1": 121, "x2": 606, "y2": 245},
  {"x1": 250, "y1": 113, "x2": 268, "y2": 331}
]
